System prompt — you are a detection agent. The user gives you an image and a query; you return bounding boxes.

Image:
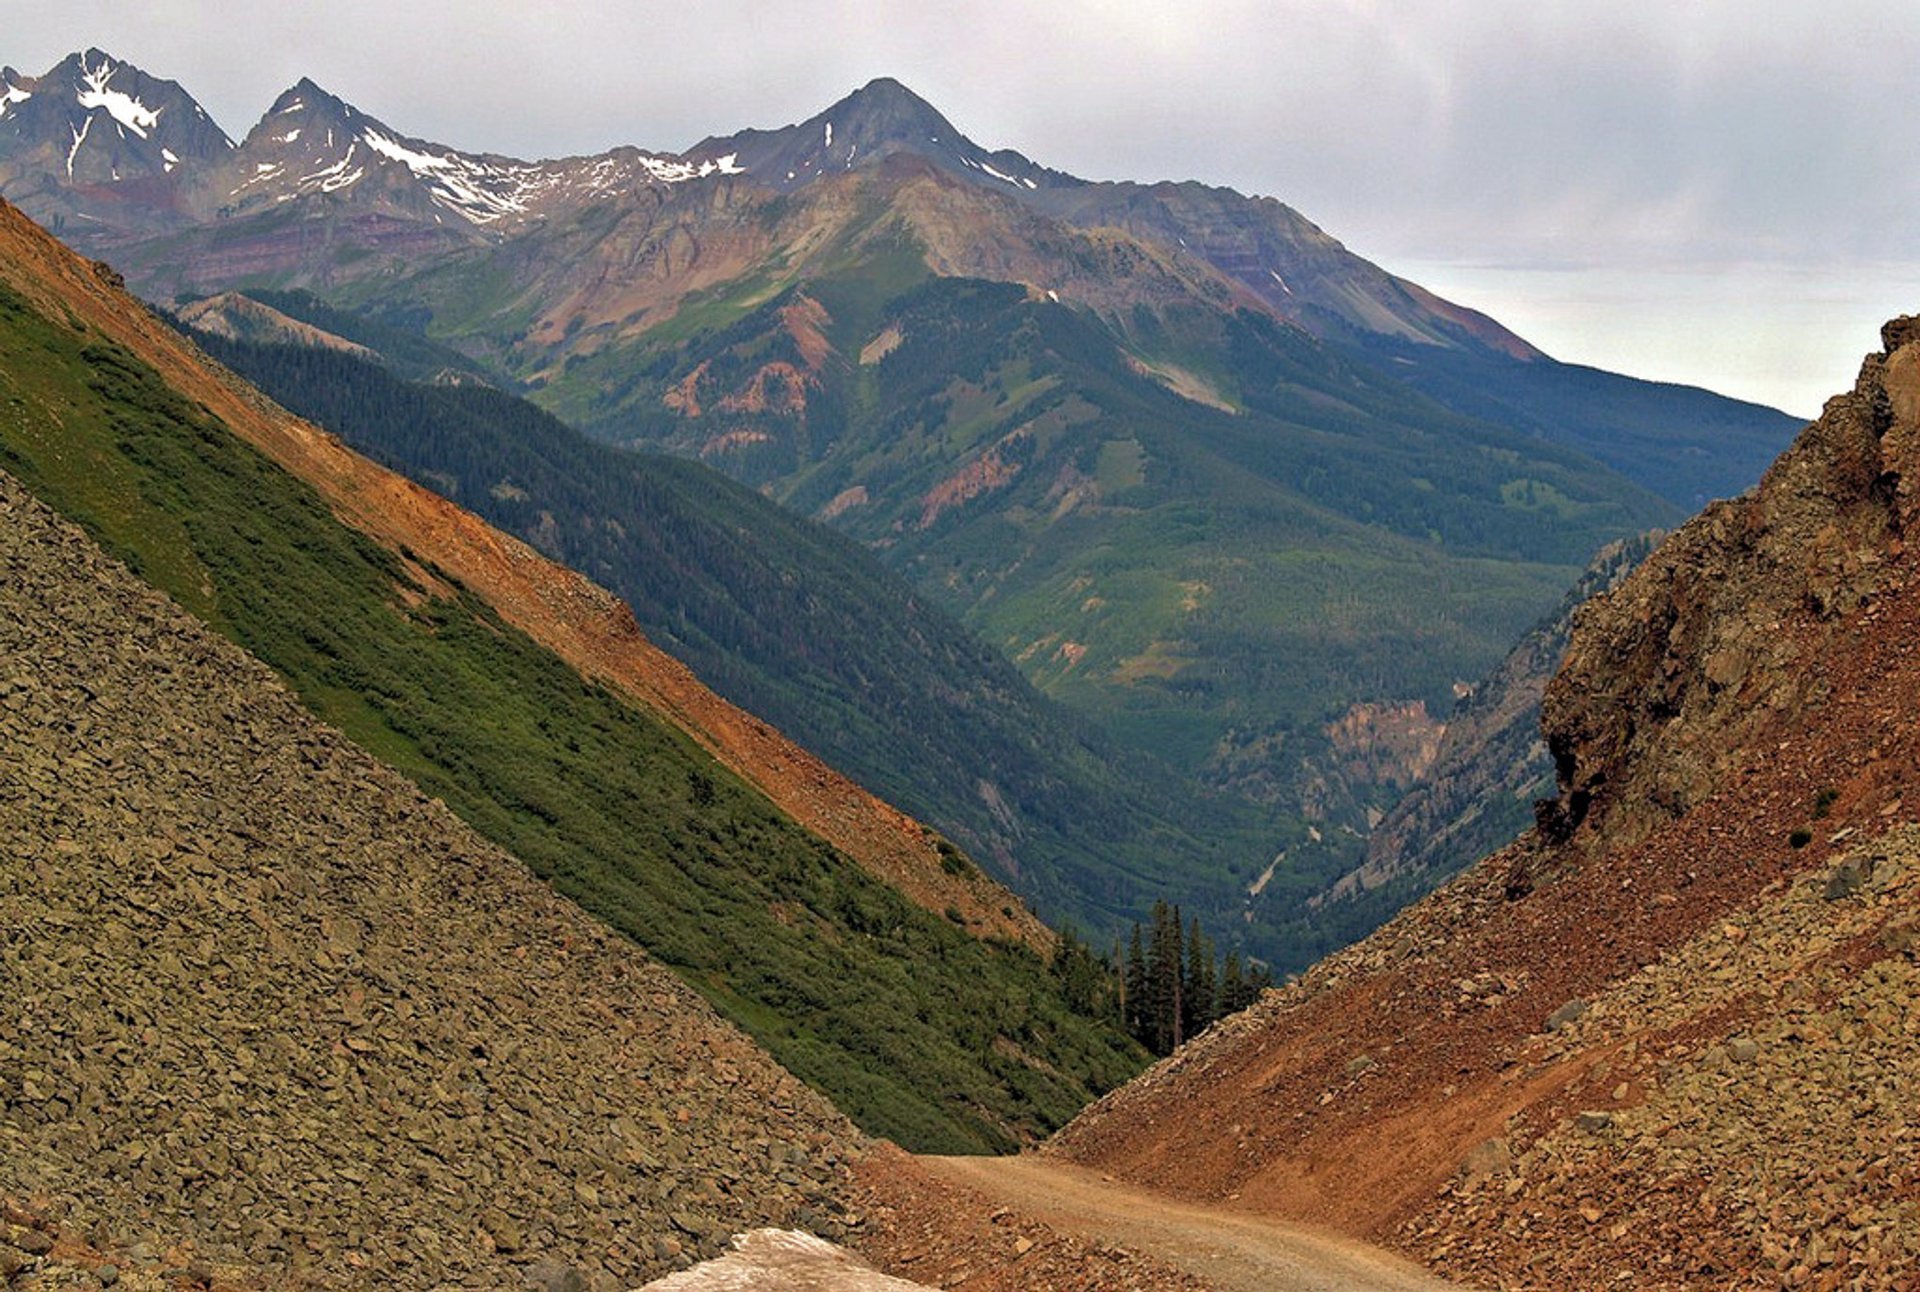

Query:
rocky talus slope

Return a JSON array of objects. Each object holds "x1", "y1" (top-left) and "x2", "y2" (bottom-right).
[
  {"x1": 0, "y1": 197, "x2": 1044, "y2": 953},
  {"x1": 1047, "y1": 319, "x2": 1920, "y2": 1290},
  {"x1": 0, "y1": 471, "x2": 862, "y2": 1288}
]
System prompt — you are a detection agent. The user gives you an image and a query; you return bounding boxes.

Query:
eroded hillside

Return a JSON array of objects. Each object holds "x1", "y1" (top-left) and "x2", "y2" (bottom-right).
[
  {"x1": 1046, "y1": 317, "x2": 1920, "y2": 1289},
  {"x1": 0, "y1": 195, "x2": 1142, "y2": 1154}
]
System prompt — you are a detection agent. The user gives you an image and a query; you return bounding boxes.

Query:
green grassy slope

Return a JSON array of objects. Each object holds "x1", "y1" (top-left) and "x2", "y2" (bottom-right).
[
  {"x1": 182, "y1": 328, "x2": 1276, "y2": 949},
  {"x1": 1350, "y1": 335, "x2": 1802, "y2": 509},
  {"x1": 581, "y1": 275, "x2": 1679, "y2": 808},
  {"x1": 0, "y1": 278, "x2": 1146, "y2": 1153}
]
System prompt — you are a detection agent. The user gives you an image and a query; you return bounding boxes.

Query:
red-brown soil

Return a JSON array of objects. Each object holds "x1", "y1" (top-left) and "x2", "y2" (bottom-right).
[{"x1": 1042, "y1": 320, "x2": 1920, "y2": 1289}]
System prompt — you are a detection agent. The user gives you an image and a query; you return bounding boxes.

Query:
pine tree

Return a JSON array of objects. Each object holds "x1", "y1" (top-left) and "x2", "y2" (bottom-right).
[
  {"x1": 1145, "y1": 900, "x2": 1184, "y2": 1054},
  {"x1": 1220, "y1": 951, "x2": 1246, "y2": 1016},
  {"x1": 1183, "y1": 915, "x2": 1215, "y2": 1038},
  {"x1": 1124, "y1": 923, "x2": 1148, "y2": 1043}
]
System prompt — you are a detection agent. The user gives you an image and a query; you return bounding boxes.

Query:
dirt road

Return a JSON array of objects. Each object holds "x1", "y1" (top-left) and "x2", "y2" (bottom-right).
[{"x1": 918, "y1": 1155, "x2": 1463, "y2": 1292}]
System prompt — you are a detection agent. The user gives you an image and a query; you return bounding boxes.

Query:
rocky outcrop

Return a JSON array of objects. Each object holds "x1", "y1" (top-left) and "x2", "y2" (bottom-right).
[
  {"x1": 1046, "y1": 317, "x2": 1920, "y2": 1288},
  {"x1": 172, "y1": 292, "x2": 379, "y2": 360},
  {"x1": 1537, "y1": 319, "x2": 1920, "y2": 855},
  {"x1": 0, "y1": 472, "x2": 861, "y2": 1288}
]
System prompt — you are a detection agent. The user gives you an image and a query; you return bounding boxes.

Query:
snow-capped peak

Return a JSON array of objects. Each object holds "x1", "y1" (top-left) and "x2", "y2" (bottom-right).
[
  {"x1": 74, "y1": 52, "x2": 160, "y2": 140},
  {"x1": 222, "y1": 75, "x2": 757, "y2": 227}
]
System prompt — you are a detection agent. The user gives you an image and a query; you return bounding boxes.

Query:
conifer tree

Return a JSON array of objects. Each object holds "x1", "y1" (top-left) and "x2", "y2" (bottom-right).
[
  {"x1": 1220, "y1": 951, "x2": 1246, "y2": 1016},
  {"x1": 1124, "y1": 923, "x2": 1148, "y2": 1042},
  {"x1": 1145, "y1": 900, "x2": 1184, "y2": 1054},
  {"x1": 1183, "y1": 915, "x2": 1215, "y2": 1037}
]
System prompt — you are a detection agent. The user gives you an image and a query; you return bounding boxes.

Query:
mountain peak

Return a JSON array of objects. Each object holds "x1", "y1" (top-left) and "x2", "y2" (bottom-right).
[
  {"x1": 837, "y1": 76, "x2": 949, "y2": 122},
  {"x1": 691, "y1": 75, "x2": 1046, "y2": 194},
  {"x1": 261, "y1": 77, "x2": 352, "y2": 123},
  {"x1": 811, "y1": 76, "x2": 963, "y2": 154},
  {"x1": 0, "y1": 47, "x2": 232, "y2": 194}
]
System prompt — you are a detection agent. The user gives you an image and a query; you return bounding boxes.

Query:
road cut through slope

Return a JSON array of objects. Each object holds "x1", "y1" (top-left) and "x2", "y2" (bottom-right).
[{"x1": 919, "y1": 1154, "x2": 1463, "y2": 1292}]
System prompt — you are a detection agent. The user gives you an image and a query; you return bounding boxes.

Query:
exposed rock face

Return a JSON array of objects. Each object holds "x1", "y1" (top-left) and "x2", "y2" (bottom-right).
[
  {"x1": 1539, "y1": 320, "x2": 1919, "y2": 855},
  {"x1": 0, "y1": 472, "x2": 862, "y2": 1288},
  {"x1": 171, "y1": 292, "x2": 379, "y2": 359},
  {"x1": 1045, "y1": 317, "x2": 1920, "y2": 1288}
]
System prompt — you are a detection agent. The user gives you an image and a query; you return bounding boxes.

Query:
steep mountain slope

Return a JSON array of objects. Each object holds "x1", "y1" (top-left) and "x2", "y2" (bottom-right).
[
  {"x1": 0, "y1": 50, "x2": 1798, "y2": 967},
  {"x1": 0, "y1": 470, "x2": 863, "y2": 1287},
  {"x1": 160, "y1": 326, "x2": 1271, "y2": 946},
  {"x1": 603, "y1": 271, "x2": 1673, "y2": 797},
  {"x1": 0, "y1": 195, "x2": 1143, "y2": 1153},
  {"x1": 1046, "y1": 317, "x2": 1920, "y2": 1288}
]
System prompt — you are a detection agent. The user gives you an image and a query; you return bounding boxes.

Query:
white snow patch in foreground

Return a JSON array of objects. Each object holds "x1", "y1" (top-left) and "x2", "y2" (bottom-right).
[
  {"x1": 1269, "y1": 269, "x2": 1293, "y2": 295},
  {"x1": 824, "y1": 120, "x2": 833, "y2": 148},
  {"x1": 75, "y1": 55, "x2": 160, "y2": 139},
  {"x1": 638, "y1": 1230, "x2": 930, "y2": 1291}
]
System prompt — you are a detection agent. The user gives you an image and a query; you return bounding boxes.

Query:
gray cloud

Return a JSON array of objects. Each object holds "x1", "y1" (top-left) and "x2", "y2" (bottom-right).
[{"x1": 7, "y1": 0, "x2": 1916, "y2": 411}]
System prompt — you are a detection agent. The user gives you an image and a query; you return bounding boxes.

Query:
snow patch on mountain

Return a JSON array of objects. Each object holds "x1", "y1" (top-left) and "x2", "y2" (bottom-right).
[
  {"x1": 75, "y1": 54, "x2": 160, "y2": 140},
  {"x1": 360, "y1": 127, "x2": 530, "y2": 222},
  {"x1": 958, "y1": 154, "x2": 1034, "y2": 189},
  {"x1": 65, "y1": 118, "x2": 90, "y2": 178},
  {"x1": 299, "y1": 145, "x2": 364, "y2": 193}
]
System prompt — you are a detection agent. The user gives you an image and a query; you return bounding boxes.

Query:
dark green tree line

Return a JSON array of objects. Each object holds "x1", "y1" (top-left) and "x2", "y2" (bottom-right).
[{"x1": 1052, "y1": 902, "x2": 1274, "y2": 1058}]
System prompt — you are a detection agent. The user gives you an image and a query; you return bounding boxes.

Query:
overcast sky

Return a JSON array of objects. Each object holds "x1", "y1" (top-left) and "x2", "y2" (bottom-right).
[{"x1": 10, "y1": 0, "x2": 1916, "y2": 417}]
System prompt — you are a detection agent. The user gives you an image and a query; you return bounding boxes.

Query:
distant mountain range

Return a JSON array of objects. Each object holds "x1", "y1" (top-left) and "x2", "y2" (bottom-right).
[{"x1": 0, "y1": 49, "x2": 1803, "y2": 965}]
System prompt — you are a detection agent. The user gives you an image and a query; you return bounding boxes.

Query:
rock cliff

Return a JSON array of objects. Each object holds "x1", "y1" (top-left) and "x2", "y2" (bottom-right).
[{"x1": 1537, "y1": 316, "x2": 1920, "y2": 856}]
